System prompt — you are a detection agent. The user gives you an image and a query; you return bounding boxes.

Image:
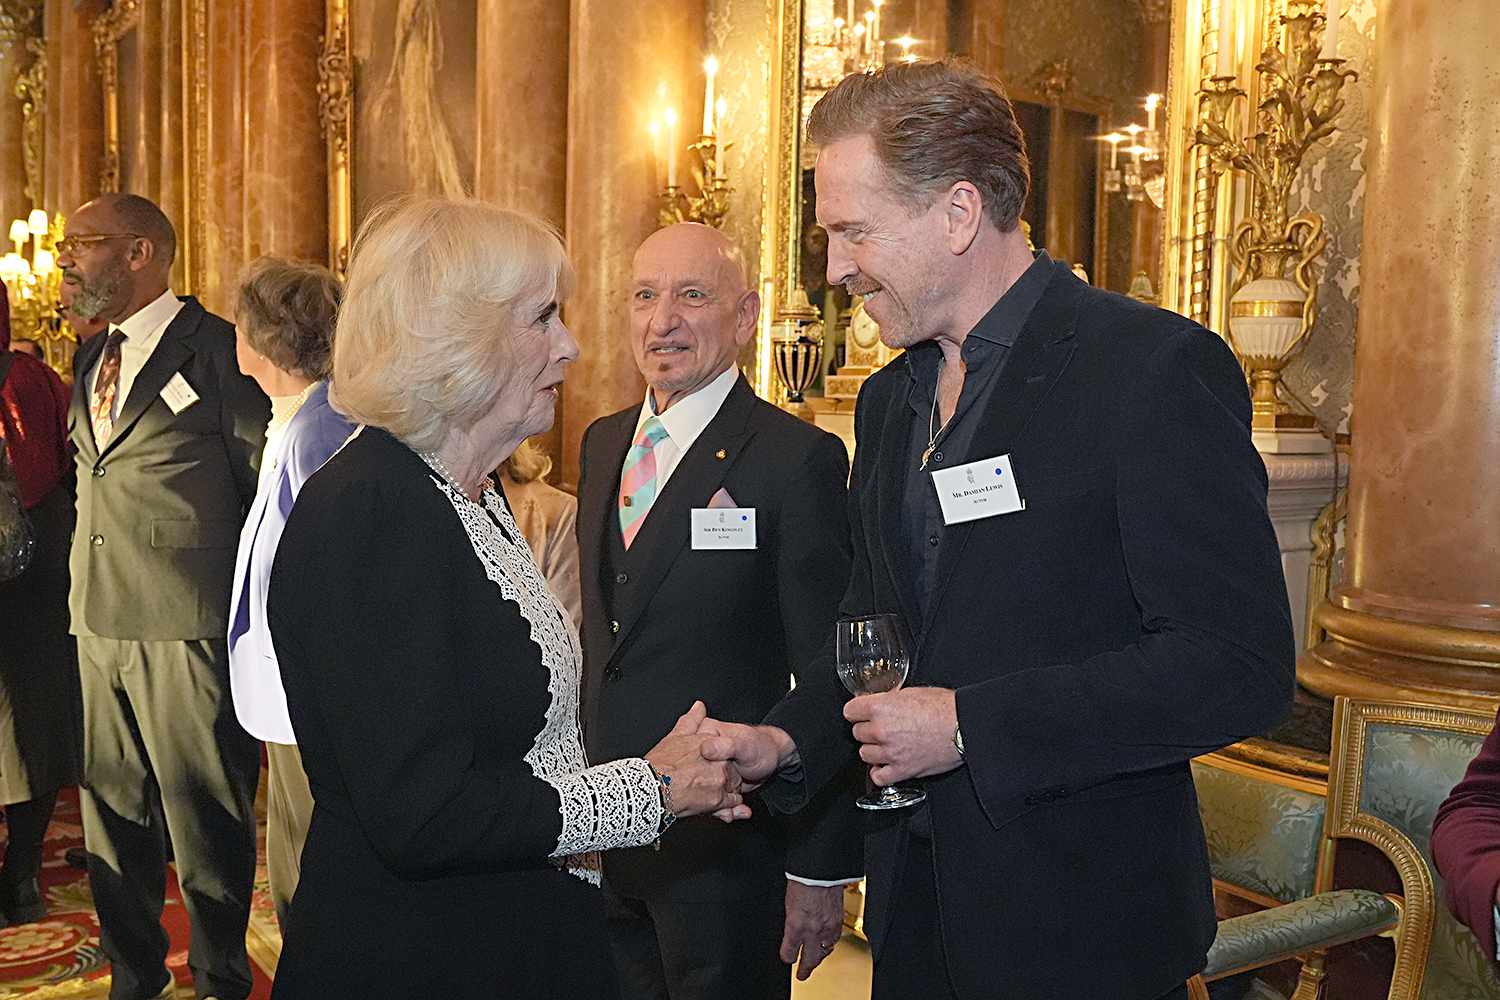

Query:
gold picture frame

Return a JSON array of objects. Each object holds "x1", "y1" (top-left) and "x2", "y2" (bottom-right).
[{"x1": 92, "y1": 0, "x2": 141, "y2": 195}]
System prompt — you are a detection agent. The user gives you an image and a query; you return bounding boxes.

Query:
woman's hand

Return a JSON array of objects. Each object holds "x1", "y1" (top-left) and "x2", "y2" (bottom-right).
[{"x1": 644, "y1": 702, "x2": 753, "y2": 823}]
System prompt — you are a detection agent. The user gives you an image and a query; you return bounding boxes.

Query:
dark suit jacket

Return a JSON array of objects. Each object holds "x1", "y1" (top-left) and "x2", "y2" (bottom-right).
[
  {"x1": 578, "y1": 374, "x2": 862, "y2": 902},
  {"x1": 68, "y1": 297, "x2": 268, "y2": 640},
  {"x1": 762, "y1": 261, "x2": 1296, "y2": 999},
  {"x1": 1433, "y1": 711, "x2": 1500, "y2": 965}
]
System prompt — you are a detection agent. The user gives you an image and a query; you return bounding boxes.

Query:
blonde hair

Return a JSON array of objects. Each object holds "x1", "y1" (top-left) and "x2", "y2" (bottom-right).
[
  {"x1": 331, "y1": 197, "x2": 574, "y2": 452},
  {"x1": 500, "y1": 439, "x2": 553, "y2": 484},
  {"x1": 236, "y1": 256, "x2": 342, "y2": 380}
]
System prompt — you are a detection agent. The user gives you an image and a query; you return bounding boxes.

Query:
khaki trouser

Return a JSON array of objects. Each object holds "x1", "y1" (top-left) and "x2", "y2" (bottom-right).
[{"x1": 265, "y1": 741, "x2": 314, "y2": 934}]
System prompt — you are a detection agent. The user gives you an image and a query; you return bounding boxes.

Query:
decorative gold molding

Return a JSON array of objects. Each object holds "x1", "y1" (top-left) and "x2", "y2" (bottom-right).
[
  {"x1": 93, "y1": 0, "x2": 142, "y2": 193},
  {"x1": 181, "y1": 0, "x2": 207, "y2": 295},
  {"x1": 760, "y1": 0, "x2": 802, "y2": 328},
  {"x1": 0, "y1": 0, "x2": 45, "y2": 205},
  {"x1": 318, "y1": 0, "x2": 352, "y2": 278},
  {"x1": 1323, "y1": 698, "x2": 1494, "y2": 1000},
  {"x1": 15, "y1": 34, "x2": 43, "y2": 205},
  {"x1": 1305, "y1": 487, "x2": 1347, "y2": 649}
]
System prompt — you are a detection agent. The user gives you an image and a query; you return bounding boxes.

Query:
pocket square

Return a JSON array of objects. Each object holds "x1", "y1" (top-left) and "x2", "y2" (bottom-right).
[{"x1": 708, "y1": 487, "x2": 737, "y2": 508}]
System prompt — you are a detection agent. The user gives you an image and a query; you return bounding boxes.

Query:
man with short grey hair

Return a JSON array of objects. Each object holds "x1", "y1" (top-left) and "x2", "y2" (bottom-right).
[
  {"x1": 701, "y1": 59, "x2": 1295, "y2": 999},
  {"x1": 60, "y1": 192, "x2": 268, "y2": 1000}
]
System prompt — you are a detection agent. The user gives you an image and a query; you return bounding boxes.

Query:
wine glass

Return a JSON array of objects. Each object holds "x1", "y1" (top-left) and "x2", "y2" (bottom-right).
[{"x1": 835, "y1": 613, "x2": 928, "y2": 811}]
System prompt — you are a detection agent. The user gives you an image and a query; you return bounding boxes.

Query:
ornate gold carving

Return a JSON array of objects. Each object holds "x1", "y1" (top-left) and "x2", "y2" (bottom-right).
[
  {"x1": 1202, "y1": 738, "x2": 1329, "y2": 794},
  {"x1": 0, "y1": 1, "x2": 45, "y2": 205},
  {"x1": 1305, "y1": 487, "x2": 1347, "y2": 649},
  {"x1": 318, "y1": 0, "x2": 352, "y2": 278},
  {"x1": 761, "y1": 0, "x2": 805, "y2": 327},
  {"x1": 93, "y1": 0, "x2": 142, "y2": 193},
  {"x1": 15, "y1": 35, "x2": 43, "y2": 206},
  {"x1": 181, "y1": 0, "x2": 208, "y2": 296},
  {"x1": 1324, "y1": 698, "x2": 1490, "y2": 1000}
]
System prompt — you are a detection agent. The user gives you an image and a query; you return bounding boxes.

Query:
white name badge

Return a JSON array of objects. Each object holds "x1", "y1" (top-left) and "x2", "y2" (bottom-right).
[
  {"x1": 931, "y1": 454, "x2": 1025, "y2": 525},
  {"x1": 691, "y1": 507, "x2": 757, "y2": 550},
  {"x1": 160, "y1": 372, "x2": 200, "y2": 414}
]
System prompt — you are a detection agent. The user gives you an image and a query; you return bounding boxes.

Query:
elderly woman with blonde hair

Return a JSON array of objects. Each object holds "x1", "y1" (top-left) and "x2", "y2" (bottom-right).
[{"x1": 265, "y1": 198, "x2": 747, "y2": 1000}]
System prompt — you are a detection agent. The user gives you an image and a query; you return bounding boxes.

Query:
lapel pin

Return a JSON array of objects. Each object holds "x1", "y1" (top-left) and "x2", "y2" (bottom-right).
[
  {"x1": 622, "y1": 496, "x2": 633, "y2": 507},
  {"x1": 715, "y1": 449, "x2": 727, "y2": 460}
]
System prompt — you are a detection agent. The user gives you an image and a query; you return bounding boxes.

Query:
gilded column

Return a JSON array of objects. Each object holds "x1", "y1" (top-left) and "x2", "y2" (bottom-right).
[
  {"x1": 1301, "y1": 0, "x2": 1500, "y2": 710},
  {"x1": 561, "y1": 0, "x2": 705, "y2": 488},
  {"x1": 42, "y1": 0, "x2": 103, "y2": 214},
  {"x1": 242, "y1": 0, "x2": 327, "y2": 263},
  {"x1": 476, "y1": 0, "x2": 568, "y2": 466}
]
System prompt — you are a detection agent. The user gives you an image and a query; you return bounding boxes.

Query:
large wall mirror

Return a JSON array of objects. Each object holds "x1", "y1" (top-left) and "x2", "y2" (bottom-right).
[{"x1": 762, "y1": 0, "x2": 1179, "y2": 411}]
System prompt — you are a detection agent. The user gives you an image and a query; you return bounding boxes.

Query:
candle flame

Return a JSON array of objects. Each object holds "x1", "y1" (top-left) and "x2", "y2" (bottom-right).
[{"x1": 703, "y1": 56, "x2": 718, "y2": 77}]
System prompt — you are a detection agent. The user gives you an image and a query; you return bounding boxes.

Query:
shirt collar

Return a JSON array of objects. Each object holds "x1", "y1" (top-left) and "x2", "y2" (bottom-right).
[
  {"x1": 110, "y1": 288, "x2": 183, "y2": 353},
  {"x1": 634, "y1": 364, "x2": 741, "y2": 452},
  {"x1": 905, "y1": 249, "x2": 1055, "y2": 384}
]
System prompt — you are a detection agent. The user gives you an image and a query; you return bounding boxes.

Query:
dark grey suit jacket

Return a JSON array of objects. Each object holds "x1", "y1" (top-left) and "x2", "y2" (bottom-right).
[{"x1": 68, "y1": 297, "x2": 268, "y2": 640}]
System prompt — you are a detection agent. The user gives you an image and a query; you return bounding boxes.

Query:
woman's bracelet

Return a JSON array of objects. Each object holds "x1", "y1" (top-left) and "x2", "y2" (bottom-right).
[{"x1": 648, "y1": 763, "x2": 676, "y2": 848}]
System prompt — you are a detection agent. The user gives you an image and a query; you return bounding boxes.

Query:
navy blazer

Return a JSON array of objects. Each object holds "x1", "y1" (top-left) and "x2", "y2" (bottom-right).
[{"x1": 763, "y1": 260, "x2": 1296, "y2": 999}]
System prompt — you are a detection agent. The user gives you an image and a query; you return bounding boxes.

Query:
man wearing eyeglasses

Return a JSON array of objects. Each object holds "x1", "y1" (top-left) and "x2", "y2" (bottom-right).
[{"x1": 60, "y1": 193, "x2": 268, "y2": 1000}]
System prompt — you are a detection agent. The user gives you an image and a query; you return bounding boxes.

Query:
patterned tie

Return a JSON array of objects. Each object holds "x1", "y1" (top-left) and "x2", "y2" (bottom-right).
[
  {"x1": 90, "y1": 331, "x2": 127, "y2": 448},
  {"x1": 618, "y1": 416, "x2": 670, "y2": 549}
]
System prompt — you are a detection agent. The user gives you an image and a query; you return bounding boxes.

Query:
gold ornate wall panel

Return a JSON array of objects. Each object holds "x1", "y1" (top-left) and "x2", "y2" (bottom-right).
[
  {"x1": 319, "y1": 0, "x2": 351, "y2": 277},
  {"x1": 92, "y1": 0, "x2": 139, "y2": 193}
]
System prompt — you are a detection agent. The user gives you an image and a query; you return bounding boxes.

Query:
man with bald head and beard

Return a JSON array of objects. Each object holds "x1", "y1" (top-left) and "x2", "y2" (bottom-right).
[
  {"x1": 58, "y1": 193, "x2": 268, "y2": 1000},
  {"x1": 575, "y1": 223, "x2": 861, "y2": 999}
]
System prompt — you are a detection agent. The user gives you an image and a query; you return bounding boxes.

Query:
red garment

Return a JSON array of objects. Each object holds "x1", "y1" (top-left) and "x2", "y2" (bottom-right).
[
  {"x1": 1432, "y1": 710, "x2": 1500, "y2": 964},
  {"x1": 0, "y1": 294, "x2": 71, "y2": 508}
]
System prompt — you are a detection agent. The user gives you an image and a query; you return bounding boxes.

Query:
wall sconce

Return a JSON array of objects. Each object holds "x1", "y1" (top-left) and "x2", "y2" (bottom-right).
[
  {"x1": 1101, "y1": 94, "x2": 1165, "y2": 208},
  {"x1": 649, "y1": 57, "x2": 732, "y2": 229},
  {"x1": 1195, "y1": 0, "x2": 1356, "y2": 451}
]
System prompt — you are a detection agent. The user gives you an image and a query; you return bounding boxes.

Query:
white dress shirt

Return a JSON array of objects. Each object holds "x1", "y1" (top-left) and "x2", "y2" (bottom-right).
[
  {"x1": 628, "y1": 363, "x2": 741, "y2": 488},
  {"x1": 87, "y1": 288, "x2": 186, "y2": 416}
]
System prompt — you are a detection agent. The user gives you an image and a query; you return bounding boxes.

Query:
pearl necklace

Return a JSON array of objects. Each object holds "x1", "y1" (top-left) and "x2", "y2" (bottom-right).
[{"x1": 417, "y1": 449, "x2": 489, "y2": 500}]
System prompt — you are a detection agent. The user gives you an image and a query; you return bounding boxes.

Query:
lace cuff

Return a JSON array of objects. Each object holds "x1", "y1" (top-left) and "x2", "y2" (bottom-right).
[{"x1": 545, "y1": 757, "x2": 664, "y2": 857}]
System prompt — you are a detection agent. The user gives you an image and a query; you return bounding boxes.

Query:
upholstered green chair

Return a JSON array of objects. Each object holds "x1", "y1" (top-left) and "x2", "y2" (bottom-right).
[
  {"x1": 1191, "y1": 697, "x2": 1500, "y2": 999},
  {"x1": 1191, "y1": 742, "x2": 1399, "y2": 997}
]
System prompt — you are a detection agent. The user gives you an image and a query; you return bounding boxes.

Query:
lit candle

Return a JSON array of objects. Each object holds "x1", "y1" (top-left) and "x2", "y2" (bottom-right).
[
  {"x1": 702, "y1": 57, "x2": 718, "y2": 137},
  {"x1": 871, "y1": 0, "x2": 881, "y2": 45},
  {"x1": 649, "y1": 118, "x2": 663, "y2": 188},
  {"x1": 1321, "y1": 0, "x2": 1340, "y2": 59},
  {"x1": 7, "y1": 219, "x2": 26, "y2": 251},
  {"x1": 665, "y1": 107, "x2": 679, "y2": 188},
  {"x1": 1217, "y1": 0, "x2": 1236, "y2": 77},
  {"x1": 1105, "y1": 133, "x2": 1123, "y2": 170},
  {"x1": 26, "y1": 209, "x2": 47, "y2": 235},
  {"x1": 846, "y1": 0, "x2": 854, "y2": 29},
  {"x1": 1145, "y1": 93, "x2": 1160, "y2": 133}
]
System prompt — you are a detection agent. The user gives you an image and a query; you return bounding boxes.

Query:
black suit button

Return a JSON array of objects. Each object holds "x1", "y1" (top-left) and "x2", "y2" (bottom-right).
[
  {"x1": 92, "y1": 466, "x2": 106, "y2": 478},
  {"x1": 928, "y1": 535, "x2": 939, "y2": 547},
  {"x1": 931, "y1": 451, "x2": 943, "y2": 463},
  {"x1": 615, "y1": 572, "x2": 628, "y2": 585},
  {"x1": 606, "y1": 666, "x2": 621, "y2": 680},
  {"x1": 90, "y1": 534, "x2": 103, "y2": 546},
  {"x1": 609, "y1": 619, "x2": 620, "y2": 634}
]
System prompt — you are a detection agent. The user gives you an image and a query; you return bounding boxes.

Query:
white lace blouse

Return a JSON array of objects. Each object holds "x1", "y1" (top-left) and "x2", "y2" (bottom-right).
[{"x1": 428, "y1": 471, "x2": 664, "y2": 884}]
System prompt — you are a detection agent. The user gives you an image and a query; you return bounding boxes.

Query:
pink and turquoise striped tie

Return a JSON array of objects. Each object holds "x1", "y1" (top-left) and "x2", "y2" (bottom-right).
[{"x1": 618, "y1": 416, "x2": 670, "y2": 549}]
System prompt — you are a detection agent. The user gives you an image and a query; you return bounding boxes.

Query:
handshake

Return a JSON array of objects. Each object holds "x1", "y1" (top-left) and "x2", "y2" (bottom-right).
[
  {"x1": 641, "y1": 701, "x2": 796, "y2": 823},
  {"x1": 640, "y1": 686, "x2": 964, "y2": 824}
]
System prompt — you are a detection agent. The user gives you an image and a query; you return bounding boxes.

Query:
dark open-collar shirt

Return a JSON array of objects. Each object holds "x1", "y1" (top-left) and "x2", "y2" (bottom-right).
[{"x1": 901, "y1": 250, "x2": 1054, "y2": 628}]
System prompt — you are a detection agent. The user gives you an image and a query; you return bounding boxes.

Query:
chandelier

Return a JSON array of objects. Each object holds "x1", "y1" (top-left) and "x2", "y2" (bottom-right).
[{"x1": 0, "y1": 209, "x2": 70, "y2": 373}]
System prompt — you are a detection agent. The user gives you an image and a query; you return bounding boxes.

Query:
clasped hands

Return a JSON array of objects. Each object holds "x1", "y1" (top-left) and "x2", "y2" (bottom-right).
[{"x1": 644, "y1": 687, "x2": 964, "y2": 825}]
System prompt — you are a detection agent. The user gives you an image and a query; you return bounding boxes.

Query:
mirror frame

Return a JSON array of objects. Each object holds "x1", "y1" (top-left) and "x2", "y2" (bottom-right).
[
  {"x1": 761, "y1": 0, "x2": 1212, "y2": 340},
  {"x1": 319, "y1": 0, "x2": 353, "y2": 279}
]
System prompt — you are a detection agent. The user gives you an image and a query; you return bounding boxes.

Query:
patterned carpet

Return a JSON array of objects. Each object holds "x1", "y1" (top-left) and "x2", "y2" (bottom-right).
[{"x1": 0, "y1": 787, "x2": 279, "y2": 999}]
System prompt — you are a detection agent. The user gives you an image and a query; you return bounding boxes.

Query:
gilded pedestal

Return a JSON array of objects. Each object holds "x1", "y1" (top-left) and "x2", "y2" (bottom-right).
[{"x1": 1301, "y1": 0, "x2": 1500, "y2": 710}]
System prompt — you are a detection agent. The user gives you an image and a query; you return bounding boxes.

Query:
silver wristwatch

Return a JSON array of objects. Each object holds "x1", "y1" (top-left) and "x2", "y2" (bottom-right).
[{"x1": 953, "y1": 724, "x2": 966, "y2": 759}]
